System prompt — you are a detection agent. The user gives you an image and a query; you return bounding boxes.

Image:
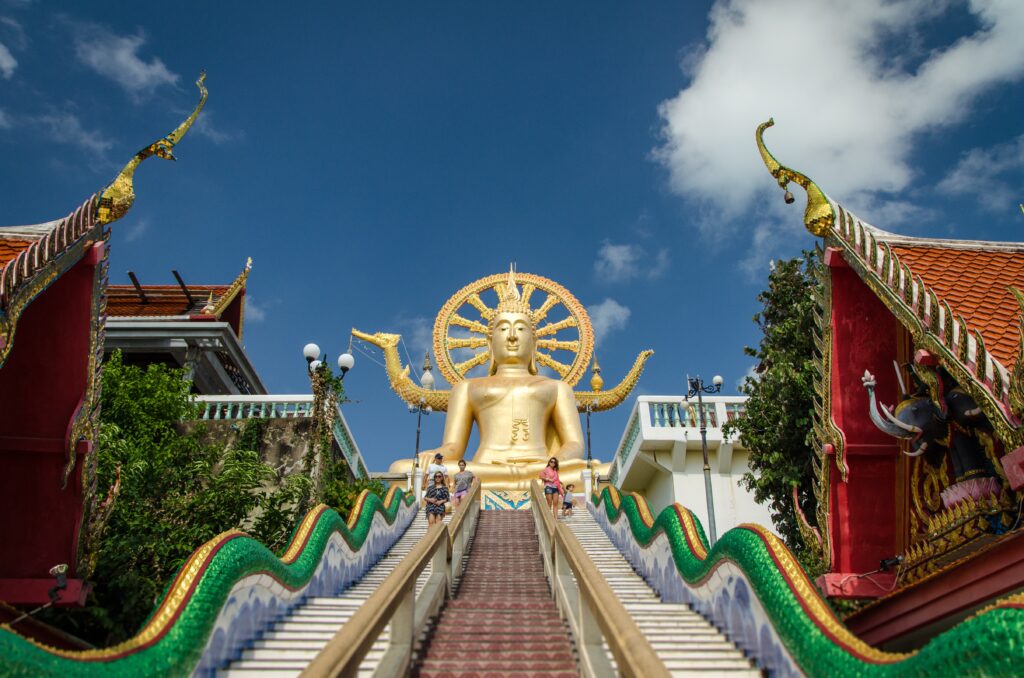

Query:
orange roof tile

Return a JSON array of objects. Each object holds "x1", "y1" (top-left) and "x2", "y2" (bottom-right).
[
  {"x1": 107, "y1": 284, "x2": 231, "y2": 318},
  {"x1": 0, "y1": 239, "x2": 35, "y2": 268},
  {"x1": 891, "y1": 245, "x2": 1024, "y2": 370}
]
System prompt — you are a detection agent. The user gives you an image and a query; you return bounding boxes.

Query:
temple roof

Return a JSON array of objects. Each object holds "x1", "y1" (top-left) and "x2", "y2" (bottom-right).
[
  {"x1": 107, "y1": 284, "x2": 234, "y2": 317},
  {"x1": 889, "y1": 242, "x2": 1024, "y2": 369},
  {"x1": 106, "y1": 258, "x2": 252, "y2": 338},
  {"x1": 0, "y1": 237, "x2": 35, "y2": 268},
  {"x1": 755, "y1": 119, "x2": 1024, "y2": 446}
]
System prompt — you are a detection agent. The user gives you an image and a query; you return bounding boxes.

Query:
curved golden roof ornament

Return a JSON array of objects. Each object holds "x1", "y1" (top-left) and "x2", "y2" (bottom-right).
[
  {"x1": 755, "y1": 118, "x2": 835, "y2": 237},
  {"x1": 98, "y1": 72, "x2": 208, "y2": 224}
]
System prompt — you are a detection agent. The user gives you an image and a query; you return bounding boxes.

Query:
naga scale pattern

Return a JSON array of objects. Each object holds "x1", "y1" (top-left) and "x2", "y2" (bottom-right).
[
  {"x1": 0, "y1": 488, "x2": 417, "y2": 677},
  {"x1": 591, "y1": 486, "x2": 1024, "y2": 677}
]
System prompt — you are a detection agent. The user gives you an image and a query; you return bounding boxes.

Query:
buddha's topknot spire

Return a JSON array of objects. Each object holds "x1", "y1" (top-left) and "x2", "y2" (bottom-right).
[{"x1": 495, "y1": 263, "x2": 533, "y2": 321}]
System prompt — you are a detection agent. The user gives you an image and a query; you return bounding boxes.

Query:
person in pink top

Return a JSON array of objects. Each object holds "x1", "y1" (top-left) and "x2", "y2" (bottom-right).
[{"x1": 539, "y1": 457, "x2": 562, "y2": 521}]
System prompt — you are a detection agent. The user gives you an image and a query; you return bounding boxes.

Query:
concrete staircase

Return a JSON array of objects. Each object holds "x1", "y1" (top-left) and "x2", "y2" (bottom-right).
[
  {"x1": 567, "y1": 510, "x2": 761, "y2": 677},
  {"x1": 220, "y1": 513, "x2": 443, "y2": 676},
  {"x1": 412, "y1": 512, "x2": 578, "y2": 677}
]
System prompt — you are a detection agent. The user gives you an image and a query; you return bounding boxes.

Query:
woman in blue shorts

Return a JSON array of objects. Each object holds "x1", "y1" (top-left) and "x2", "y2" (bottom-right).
[
  {"x1": 424, "y1": 472, "x2": 450, "y2": 525},
  {"x1": 539, "y1": 457, "x2": 561, "y2": 521}
]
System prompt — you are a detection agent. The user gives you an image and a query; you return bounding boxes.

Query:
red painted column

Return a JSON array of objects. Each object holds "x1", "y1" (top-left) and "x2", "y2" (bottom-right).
[{"x1": 819, "y1": 252, "x2": 902, "y2": 596}]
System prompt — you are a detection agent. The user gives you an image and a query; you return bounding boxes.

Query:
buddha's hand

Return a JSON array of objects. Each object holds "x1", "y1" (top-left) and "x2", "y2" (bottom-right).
[{"x1": 417, "y1": 450, "x2": 452, "y2": 471}]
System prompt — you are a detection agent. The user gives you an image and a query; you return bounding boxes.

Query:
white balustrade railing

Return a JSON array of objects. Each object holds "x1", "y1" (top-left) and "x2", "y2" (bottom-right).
[
  {"x1": 643, "y1": 395, "x2": 746, "y2": 429},
  {"x1": 196, "y1": 394, "x2": 317, "y2": 420},
  {"x1": 610, "y1": 396, "x2": 748, "y2": 484}
]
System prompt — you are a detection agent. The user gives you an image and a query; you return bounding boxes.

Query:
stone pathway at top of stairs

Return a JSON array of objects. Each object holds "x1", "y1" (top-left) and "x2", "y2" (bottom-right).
[
  {"x1": 565, "y1": 509, "x2": 762, "y2": 677},
  {"x1": 219, "y1": 512, "x2": 447, "y2": 677},
  {"x1": 411, "y1": 511, "x2": 578, "y2": 678}
]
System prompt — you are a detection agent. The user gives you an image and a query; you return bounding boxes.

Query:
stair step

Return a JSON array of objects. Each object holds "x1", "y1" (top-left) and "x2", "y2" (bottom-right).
[{"x1": 418, "y1": 659, "x2": 577, "y2": 671}]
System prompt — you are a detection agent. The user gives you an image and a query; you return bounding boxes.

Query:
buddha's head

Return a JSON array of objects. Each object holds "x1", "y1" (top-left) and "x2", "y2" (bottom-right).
[
  {"x1": 489, "y1": 310, "x2": 537, "y2": 374},
  {"x1": 488, "y1": 266, "x2": 537, "y2": 375}
]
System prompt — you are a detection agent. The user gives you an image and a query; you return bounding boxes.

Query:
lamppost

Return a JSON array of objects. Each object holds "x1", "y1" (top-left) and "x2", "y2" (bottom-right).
[
  {"x1": 408, "y1": 353, "x2": 434, "y2": 496},
  {"x1": 685, "y1": 373, "x2": 724, "y2": 546},
  {"x1": 576, "y1": 398, "x2": 596, "y2": 499},
  {"x1": 301, "y1": 341, "x2": 355, "y2": 488},
  {"x1": 302, "y1": 342, "x2": 355, "y2": 379}
]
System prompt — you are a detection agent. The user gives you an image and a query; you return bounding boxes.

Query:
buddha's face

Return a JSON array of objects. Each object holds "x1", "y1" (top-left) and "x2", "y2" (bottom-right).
[{"x1": 490, "y1": 312, "x2": 535, "y2": 367}]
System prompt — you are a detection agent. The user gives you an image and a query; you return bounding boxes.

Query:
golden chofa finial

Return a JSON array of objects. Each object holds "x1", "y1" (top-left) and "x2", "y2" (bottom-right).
[
  {"x1": 98, "y1": 72, "x2": 209, "y2": 224},
  {"x1": 201, "y1": 291, "x2": 216, "y2": 314},
  {"x1": 589, "y1": 356, "x2": 604, "y2": 391},
  {"x1": 755, "y1": 118, "x2": 835, "y2": 237}
]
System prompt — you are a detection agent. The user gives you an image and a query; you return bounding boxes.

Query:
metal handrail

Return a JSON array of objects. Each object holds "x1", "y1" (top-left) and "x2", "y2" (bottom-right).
[
  {"x1": 530, "y1": 481, "x2": 668, "y2": 678},
  {"x1": 302, "y1": 479, "x2": 481, "y2": 677}
]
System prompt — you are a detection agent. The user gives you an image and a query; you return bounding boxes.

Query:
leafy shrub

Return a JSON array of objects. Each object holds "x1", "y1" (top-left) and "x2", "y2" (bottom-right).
[{"x1": 40, "y1": 352, "x2": 381, "y2": 645}]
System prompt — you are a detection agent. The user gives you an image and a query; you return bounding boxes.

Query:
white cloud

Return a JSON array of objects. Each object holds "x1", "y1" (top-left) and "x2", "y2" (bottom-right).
[
  {"x1": 398, "y1": 315, "x2": 434, "y2": 359},
  {"x1": 588, "y1": 298, "x2": 631, "y2": 343},
  {"x1": 937, "y1": 134, "x2": 1024, "y2": 212},
  {"x1": 33, "y1": 111, "x2": 112, "y2": 154},
  {"x1": 737, "y1": 364, "x2": 760, "y2": 391},
  {"x1": 594, "y1": 241, "x2": 670, "y2": 282},
  {"x1": 71, "y1": 21, "x2": 178, "y2": 99},
  {"x1": 123, "y1": 217, "x2": 148, "y2": 242},
  {"x1": 0, "y1": 41, "x2": 15, "y2": 79},
  {"x1": 656, "y1": 0, "x2": 1024, "y2": 237},
  {"x1": 0, "y1": 109, "x2": 10, "y2": 129},
  {"x1": 245, "y1": 296, "x2": 266, "y2": 322},
  {"x1": 193, "y1": 111, "x2": 244, "y2": 144},
  {"x1": 1, "y1": 16, "x2": 28, "y2": 50}
]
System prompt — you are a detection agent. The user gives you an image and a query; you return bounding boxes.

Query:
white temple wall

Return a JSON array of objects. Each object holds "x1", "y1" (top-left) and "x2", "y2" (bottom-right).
[{"x1": 609, "y1": 396, "x2": 776, "y2": 536}]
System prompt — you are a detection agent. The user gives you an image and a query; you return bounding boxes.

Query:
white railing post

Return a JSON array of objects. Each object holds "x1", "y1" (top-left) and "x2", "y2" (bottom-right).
[
  {"x1": 413, "y1": 467, "x2": 424, "y2": 502},
  {"x1": 582, "y1": 468, "x2": 593, "y2": 501}
]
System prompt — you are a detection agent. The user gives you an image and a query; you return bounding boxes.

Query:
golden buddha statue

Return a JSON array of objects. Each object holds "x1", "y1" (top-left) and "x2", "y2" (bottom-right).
[{"x1": 353, "y1": 268, "x2": 652, "y2": 491}]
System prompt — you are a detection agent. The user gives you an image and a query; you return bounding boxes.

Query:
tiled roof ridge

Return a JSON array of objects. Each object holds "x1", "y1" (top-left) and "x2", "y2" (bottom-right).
[
  {"x1": 861, "y1": 222, "x2": 1024, "y2": 253},
  {"x1": 0, "y1": 195, "x2": 100, "y2": 309},
  {"x1": 0, "y1": 219, "x2": 65, "y2": 239}
]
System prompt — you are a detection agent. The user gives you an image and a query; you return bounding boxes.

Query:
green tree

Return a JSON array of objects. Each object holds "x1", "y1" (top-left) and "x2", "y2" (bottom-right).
[
  {"x1": 43, "y1": 356, "x2": 275, "y2": 643},
  {"x1": 41, "y1": 353, "x2": 382, "y2": 645},
  {"x1": 724, "y1": 250, "x2": 822, "y2": 574}
]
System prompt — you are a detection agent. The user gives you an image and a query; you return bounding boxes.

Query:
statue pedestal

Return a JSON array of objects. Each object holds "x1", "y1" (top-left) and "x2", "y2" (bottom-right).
[{"x1": 482, "y1": 489, "x2": 532, "y2": 510}]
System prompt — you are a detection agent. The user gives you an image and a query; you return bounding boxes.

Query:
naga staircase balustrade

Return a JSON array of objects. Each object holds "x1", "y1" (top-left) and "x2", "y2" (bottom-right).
[
  {"x1": 302, "y1": 478, "x2": 482, "y2": 677},
  {"x1": 529, "y1": 480, "x2": 667, "y2": 678}
]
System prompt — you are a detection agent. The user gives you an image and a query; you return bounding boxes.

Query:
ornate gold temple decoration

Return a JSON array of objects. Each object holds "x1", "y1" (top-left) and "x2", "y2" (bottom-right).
[
  {"x1": 354, "y1": 270, "x2": 653, "y2": 413},
  {"x1": 755, "y1": 119, "x2": 835, "y2": 237},
  {"x1": 98, "y1": 72, "x2": 208, "y2": 224},
  {"x1": 1007, "y1": 286, "x2": 1024, "y2": 417},
  {"x1": 786, "y1": 243, "x2": 845, "y2": 567},
  {"x1": 589, "y1": 357, "x2": 604, "y2": 391},
  {"x1": 902, "y1": 489, "x2": 1013, "y2": 581}
]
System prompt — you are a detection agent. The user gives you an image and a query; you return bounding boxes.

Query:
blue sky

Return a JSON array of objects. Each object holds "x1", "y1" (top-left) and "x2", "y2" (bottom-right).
[{"x1": 2, "y1": 1, "x2": 1022, "y2": 472}]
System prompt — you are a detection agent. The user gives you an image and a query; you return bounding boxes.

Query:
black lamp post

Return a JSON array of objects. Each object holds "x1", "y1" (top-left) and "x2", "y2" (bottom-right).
[
  {"x1": 685, "y1": 373, "x2": 724, "y2": 546},
  {"x1": 409, "y1": 398, "x2": 432, "y2": 460}
]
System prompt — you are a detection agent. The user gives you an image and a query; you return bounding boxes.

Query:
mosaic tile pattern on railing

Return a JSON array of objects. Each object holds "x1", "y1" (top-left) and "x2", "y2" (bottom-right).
[
  {"x1": 0, "y1": 489, "x2": 417, "y2": 677},
  {"x1": 589, "y1": 487, "x2": 1024, "y2": 677}
]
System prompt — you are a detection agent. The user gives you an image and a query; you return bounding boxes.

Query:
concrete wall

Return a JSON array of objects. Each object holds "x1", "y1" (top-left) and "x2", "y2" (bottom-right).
[
  {"x1": 611, "y1": 396, "x2": 777, "y2": 537},
  {"x1": 178, "y1": 417, "x2": 355, "y2": 482}
]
